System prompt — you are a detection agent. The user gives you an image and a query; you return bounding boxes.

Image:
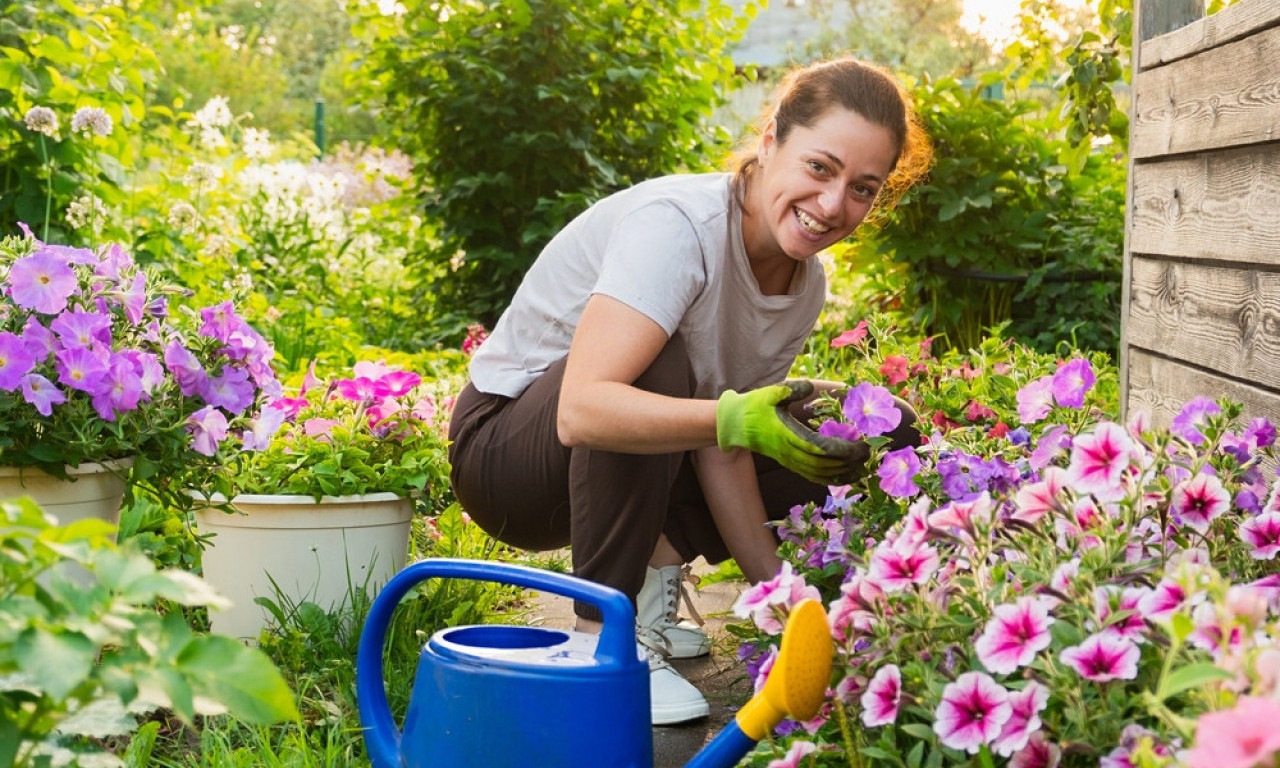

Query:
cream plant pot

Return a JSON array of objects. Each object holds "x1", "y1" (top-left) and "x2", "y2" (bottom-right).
[
  {"x1": 0, "y1": 458, "x2": 133, "y2": 533},
  {"x1": 193, "y1": 492, "x2": 414, "y2": 641}
]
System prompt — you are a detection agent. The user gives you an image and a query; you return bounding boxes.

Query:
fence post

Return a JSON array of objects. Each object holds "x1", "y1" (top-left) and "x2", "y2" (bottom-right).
[{"x1": 314, "y1": 99, "x2": 326, "y2": 157}]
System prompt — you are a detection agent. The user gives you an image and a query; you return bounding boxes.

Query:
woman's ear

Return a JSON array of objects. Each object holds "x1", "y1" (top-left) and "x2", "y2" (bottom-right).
[{"x1": 758, "y1": 118, "x2": 778, "y2": 169}]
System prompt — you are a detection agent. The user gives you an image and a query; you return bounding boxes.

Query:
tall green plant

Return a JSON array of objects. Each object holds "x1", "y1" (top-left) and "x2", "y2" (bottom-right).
[
  {"x1": 851, "y1": 77, "x2": 1124, "y2": 355},
  {"x1": 348, "y1": 0, "x2": 752, "y2": 325},
  {"x1": 0, "y1": 1, "x2": 162, "y2": 243}
]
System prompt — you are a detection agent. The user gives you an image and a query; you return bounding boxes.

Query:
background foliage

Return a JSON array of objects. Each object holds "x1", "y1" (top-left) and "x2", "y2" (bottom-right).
[{"x1": 347, "y1": 0, "x2": 754, "y2": 326}]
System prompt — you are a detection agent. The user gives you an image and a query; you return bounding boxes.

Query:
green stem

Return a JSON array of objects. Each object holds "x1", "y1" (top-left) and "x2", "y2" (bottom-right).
[{"x1": 39, "y1": 134, "x2": 52, "y2": 241}]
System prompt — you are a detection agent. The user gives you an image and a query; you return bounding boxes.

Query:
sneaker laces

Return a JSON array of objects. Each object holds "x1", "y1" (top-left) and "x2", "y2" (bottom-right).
[
  {"x1": 663, "y1": 564, "x2": 705, "y2": 628},
  {"x1": 636, "y1": 628, "x2": 673, "y2": 669}
]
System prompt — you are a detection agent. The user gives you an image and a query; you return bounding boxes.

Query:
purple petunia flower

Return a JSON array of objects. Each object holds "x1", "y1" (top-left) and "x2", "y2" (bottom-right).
[
  {"x1": 91, "y1": 356, "x2": 143, "y2": 421},
  {"x1": 0, "y1": 332, "x2": 37, "y2": 391},
  {"x1": 842, "y1": 382, "x2": 901, "y2": 438},
  {"x1": 19, "y1": 373, "x2": 66, "y2": 416},
  {"x1": 164, "y1": 340, "x2": 208, "y2": 397},
  {"x1": 54, "y1": 346, "x2": 109, "y2": 394},
  {"x1": 201, "y1": 365, "x2": 257, "y2": 415},
  {"x1": 121, "y1": 272, "x2": 147, "y2": 325},
  {"x1": 50, "y1": 309, "x2": 112, "y2": 349},
  {"x1": 1050, "y1": 357, "x2": 1095, "y2": 408},
  {"x1": 1171, "y1": 396, "x2": 1221, "y2": 446},
  {"x1": 818, "y1": 420, "x2": 860, "y2": 441},
  {"x1": 186, "y1": 405, "x2": 229, "y2": 456},
  {"x1": 877, "y1": 446, "x2": 921, "y2": 498},
  {"x1": 9, "y1": 250, "x2": 78, "y2": 314}
]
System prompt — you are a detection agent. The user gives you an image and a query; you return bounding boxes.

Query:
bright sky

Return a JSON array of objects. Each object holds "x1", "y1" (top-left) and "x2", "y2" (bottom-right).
[{"x1": 959, "y1": 0, "x2": 1025, "y2": 48}]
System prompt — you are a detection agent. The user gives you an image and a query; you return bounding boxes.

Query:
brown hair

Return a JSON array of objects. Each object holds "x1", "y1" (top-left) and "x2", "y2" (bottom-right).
[{"x1": 730, "y1": 57, "x2": 932, "y2": 210}]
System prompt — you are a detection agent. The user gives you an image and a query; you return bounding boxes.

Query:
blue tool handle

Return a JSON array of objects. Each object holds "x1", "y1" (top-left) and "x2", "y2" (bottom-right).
[
  {"x1": 683, "y1": 719, "x2": 757, "y2": 768},
  {"x1": 356, "y1": 558, "x2": 638, "y2": 768}
]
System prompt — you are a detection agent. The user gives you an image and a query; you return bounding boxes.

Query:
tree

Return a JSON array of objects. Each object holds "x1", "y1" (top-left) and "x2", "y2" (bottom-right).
[{"x1": 347, "y1": 0, "x2": 753, "y2": 327}]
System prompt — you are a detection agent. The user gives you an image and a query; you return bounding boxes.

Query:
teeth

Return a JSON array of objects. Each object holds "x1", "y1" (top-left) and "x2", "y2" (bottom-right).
[{"x1": 795, "y1": 208, "x2": 831, "y2": 235}]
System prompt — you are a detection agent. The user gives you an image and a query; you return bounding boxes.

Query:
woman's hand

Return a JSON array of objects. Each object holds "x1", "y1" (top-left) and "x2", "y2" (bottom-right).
[{"x1": 715, "y1": 381, "x2": 867, "y2": 484}]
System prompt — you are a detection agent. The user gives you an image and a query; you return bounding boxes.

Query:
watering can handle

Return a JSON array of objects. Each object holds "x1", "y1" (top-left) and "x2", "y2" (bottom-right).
[{"x1": 356, "y1": 558, "x2": 638, "y2": 768}]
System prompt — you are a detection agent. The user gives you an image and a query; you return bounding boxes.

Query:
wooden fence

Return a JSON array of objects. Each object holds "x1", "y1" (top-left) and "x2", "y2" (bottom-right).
[{"x1": 1121, "y1": 0, "x2": 1280, "y2": 428}]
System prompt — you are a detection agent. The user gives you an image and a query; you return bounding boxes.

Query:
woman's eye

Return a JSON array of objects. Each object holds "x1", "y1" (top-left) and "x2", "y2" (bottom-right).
[{"x1": 808, "y1": 161, "x2": 827, "y2": 175}]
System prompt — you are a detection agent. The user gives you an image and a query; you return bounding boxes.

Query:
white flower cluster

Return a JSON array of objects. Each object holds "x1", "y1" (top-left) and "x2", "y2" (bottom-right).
[
  {"x1": 184, "y1": 162, "x2": 224, "y2": 192},
  {"x1": 23, "y1": 106, "x2": 58, "y2": 137},
  {"x1": 65, "y1": 193, "x2": 109, "y2": 233},
  {"x1": 190, "y1": 96, "x2": 235, "y2": 150},
  {"x1": 71, "y1": 107, "x2": 113, "y2": 137}
]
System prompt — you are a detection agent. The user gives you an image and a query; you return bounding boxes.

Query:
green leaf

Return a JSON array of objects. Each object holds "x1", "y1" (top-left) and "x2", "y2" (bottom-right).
[
  {"x1": 1158, "y1": 662, "x2": 1235, "y2": 701},
  {"x1": 901, "y1": 723, "x2": 935, "y2": 741},
  {"x1": 175, "y1": 635, "x2": 299, "y2": 724},
  {"x1": 14, "y1": 627, "x2": 96, "y2": 700}
]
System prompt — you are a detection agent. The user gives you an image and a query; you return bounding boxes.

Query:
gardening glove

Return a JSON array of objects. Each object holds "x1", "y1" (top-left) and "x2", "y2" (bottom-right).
[{"x1": 716, "y1": 380, "x2": 869, "y2": 485}]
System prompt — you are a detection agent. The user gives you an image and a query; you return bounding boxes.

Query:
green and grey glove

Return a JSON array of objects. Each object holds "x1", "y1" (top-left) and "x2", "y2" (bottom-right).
[{"x1": 716, "y1": 380, "x2": 869, "y2": 485}]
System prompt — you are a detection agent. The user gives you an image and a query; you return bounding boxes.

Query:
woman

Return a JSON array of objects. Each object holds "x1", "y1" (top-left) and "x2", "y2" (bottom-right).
[{"x1": 448, "y1": 57, "x2": 932, "y2": 725}]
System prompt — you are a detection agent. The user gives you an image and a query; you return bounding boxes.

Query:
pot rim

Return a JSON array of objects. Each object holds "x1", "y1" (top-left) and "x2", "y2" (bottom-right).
[{"x1": 192, "y1": 490, "x2": 407, "y2": 505}]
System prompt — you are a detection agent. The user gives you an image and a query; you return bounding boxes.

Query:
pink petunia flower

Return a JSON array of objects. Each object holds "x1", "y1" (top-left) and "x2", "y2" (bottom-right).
[
  {"x1": 1016, "y1": 376, "x2": 1054, "y2": 425},
  {"x1": 333, "y1": 375, "x2": 390, "y2": 402},
  {"x1": 1058, "y1": 632, "x2": 1140, "y2": 682},
  {"x1": 1094, "y1": 586, "x2": 1151, "y2": 644},
  {"x1": 867, "y1": 537, "x2": 939, "y2": 593},
  {"x1": 1239, "y1": 510, "x2": 1280, "y2": 559},
  {"x1": 1011, "y1": 467, "x2": 1068, "y2": 524},
  {"x1": 878, "y1": 354, "x2": 909, "y2": 385},
  {"x1": 1171, "y1": 472, "x2": 1231, "y2": 533},
  {"x1": 932, "y1": 671, "x2": 1012, "y2": 753},
  {"x1": 830, "y1": 321, "x2": 868, "y2": 348},
  {"x1": 992, "y1": 681, "x2": 1050, "y2": 757},
  {"x1": 1137, "y1": 578, "x2": 1187, "y2": 623},
  {"x1": 732, "y1": 562, "x2": 821, "y2": 635},
  {"x1": 765, "y1": 740, "x2": 817, "y2": 768},
  {"x1": 842, "y1": 382, "x2": 902, "y2": 438},
  {"x1": 1066, "y1": 422, "x2": 1137, "y2": 501},
  {"x1": 1010, "y1": 732, "x2": 1061, "y2": 768},
  {"x1": 1186, "y1": 696, "x2": 1280, "y2": 768},
  {"x1": 379, "y1": 370, "x2": 422, "y2": 397},
  {"x1": 9, "y1": 250, "x2": 78, "y2": 314},
  {"x1": 974, "y1": 597, "x2": 1055, "y2": 675},
  {"x1": 859, "y1": 664, "x2": 901, "y2": 727}
]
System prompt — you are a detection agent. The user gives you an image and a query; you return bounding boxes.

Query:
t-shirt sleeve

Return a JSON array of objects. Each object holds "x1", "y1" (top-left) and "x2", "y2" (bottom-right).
[{"x1": 592, "y1": 202, "x2": 707, "y2": 336}]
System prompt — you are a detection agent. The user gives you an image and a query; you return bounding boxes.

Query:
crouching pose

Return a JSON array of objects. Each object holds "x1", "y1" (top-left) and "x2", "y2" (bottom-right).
[{"x1": 448, "y1": 56, "x2": 931, "y2": 725}]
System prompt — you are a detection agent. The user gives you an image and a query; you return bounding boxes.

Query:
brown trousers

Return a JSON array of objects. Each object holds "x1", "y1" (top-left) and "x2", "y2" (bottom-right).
[{"x1": 447, "y1": 335, "x2": 830, "y2": 620}]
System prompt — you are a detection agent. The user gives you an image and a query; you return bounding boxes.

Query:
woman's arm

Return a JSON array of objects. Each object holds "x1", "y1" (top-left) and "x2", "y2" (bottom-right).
[
  {"x1": 557, "y1": 293, "x2": 718, "y2": 454},
  {"x1": 690, "y1": 445, "x2": 783, "y2": 583}
]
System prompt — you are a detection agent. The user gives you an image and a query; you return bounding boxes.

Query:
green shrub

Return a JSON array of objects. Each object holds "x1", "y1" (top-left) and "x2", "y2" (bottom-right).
[
  {"x1": 847, "y1": 76, "x2": 1125, "y2": 355},
  {"x1": 348, "y1": 0, "x2": 753, "y2": 326}
]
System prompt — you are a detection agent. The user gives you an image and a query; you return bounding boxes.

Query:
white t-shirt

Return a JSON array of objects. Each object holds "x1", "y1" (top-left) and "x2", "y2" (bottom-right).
[{"x1": 469, "y1": 173, "x2": 827, "y2": 400}]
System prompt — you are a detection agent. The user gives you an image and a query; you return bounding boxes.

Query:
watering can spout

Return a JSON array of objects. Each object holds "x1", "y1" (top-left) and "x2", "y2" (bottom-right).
[{"x1": 684, "y1": 598, "x2": 833, "y2": 768}]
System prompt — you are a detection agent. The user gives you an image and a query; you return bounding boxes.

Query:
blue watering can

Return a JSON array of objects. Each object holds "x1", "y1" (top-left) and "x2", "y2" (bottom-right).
[{"x1": 357, "y1": 558, "x2": 832, "y2": 768}]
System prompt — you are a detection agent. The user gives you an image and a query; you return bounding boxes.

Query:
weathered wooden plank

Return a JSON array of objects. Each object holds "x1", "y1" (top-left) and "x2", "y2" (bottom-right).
[
  {"x1": 1125, "y1": 256, "x2": 1280, "y2": 391},
  {"x1": 1129, "y1": 146, "x2": 1280, "y2": 263},
  {"x1": 1126, "y1": 347, "x2": 1280, "y2": 432},
  {"x1": 1140, "y1": 0, "x2": 1276, "y2": 68},
  {"x1": 1132, "y1": 23, "x2": 1280, "y2": 159}
]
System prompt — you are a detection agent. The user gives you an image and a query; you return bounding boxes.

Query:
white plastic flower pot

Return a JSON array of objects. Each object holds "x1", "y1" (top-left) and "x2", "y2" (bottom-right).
[
  {"x1": 193, "y1": 492, "x2": 414, "y2": 641},
  {"x1": 0, "y1": 458, "x2": 133, "y2": 533}
]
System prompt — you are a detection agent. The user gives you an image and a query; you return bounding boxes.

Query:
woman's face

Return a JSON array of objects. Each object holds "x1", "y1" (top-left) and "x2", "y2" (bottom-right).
[{"x1": 748, "y1": 106, "x2": 898, "y2": 263}]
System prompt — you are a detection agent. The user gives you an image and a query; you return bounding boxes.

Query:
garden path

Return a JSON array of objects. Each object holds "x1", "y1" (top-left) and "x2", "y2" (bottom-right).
[{"x1": 520, "y1": 557, "x2": 754, "y2": 768}]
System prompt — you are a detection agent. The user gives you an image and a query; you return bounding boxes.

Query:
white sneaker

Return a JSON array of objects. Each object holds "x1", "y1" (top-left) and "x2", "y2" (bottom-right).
[
  {"x1": 636, "y1": 565, "x2": 711, "y2": 659},
  {"x1": 638, "y1": 633, "x2": 709, "y2": 725}
]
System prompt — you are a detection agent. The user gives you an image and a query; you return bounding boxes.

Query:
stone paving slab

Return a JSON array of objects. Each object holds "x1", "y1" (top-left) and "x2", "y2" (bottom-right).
[{"x1": 519, "y1": 557, "x2": 755, "y2": 768}]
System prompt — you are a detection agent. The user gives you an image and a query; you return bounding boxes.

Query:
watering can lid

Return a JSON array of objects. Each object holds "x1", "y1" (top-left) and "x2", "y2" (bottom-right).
[{"x1": 430, "y1": 625, "x2": 603, "y2": 668}]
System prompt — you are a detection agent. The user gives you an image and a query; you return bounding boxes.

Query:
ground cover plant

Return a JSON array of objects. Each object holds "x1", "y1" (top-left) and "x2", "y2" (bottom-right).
[{"x1": 732, "y1": 314, "x2": 1280, "y2": 768}]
